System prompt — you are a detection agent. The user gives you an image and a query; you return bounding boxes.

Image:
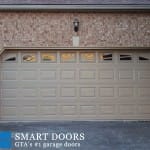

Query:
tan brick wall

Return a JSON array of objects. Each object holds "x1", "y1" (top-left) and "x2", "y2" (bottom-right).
[{"x1": 0, "y1": 12, "x2": 150, "y2": 53}]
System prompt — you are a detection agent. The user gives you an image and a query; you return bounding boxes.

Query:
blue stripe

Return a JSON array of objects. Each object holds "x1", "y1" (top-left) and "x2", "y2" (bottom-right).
[{"x1": 0, "y1": 132, "x2": 11, "y2": 148}]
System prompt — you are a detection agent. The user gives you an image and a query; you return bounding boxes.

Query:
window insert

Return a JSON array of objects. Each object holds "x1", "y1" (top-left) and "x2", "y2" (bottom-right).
[
  {"x1": 99, "y1": 53, "x2": 113, "y2": 62},
  {"x1": 80, "y1": 52, "x2": 96, "y2": 63},
  {"x1": 41, "y1": 52, "x2": 57, "y2": 63},
  {"x1": 22, "y1": 53, "x2": 37, "y2": 63},
  {"x1": 119, "y1": 53, "x2": 132, "y2": 61},
  {"x1": 138, "y1": 53, "x2": 150, "y2": 63},
  {"x1": 2, "y1": 53, "x2": 17, "y2": 62},
  {"x1": 60, "y1": 52, "x2": 76, "y2": 63}
]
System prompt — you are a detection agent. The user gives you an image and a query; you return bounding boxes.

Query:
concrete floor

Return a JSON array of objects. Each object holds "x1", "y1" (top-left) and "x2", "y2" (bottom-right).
[{"x1": 0, "y1": 121, "x2": 150, "y2": 150}]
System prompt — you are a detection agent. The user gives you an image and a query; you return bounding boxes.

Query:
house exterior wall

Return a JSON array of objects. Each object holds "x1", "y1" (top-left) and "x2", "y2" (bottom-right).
[
  {"x1": 0, "y1": 12, "x2": 150, "y2": 53},
  {"x1": 0, "y1": 12, "x2": 150, "y2": 121}
]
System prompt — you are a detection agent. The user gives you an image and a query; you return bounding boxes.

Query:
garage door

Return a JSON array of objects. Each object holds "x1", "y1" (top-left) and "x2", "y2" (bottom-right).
[{"x1": 0, "y1": 50, "x2": 150, "y2": 121}]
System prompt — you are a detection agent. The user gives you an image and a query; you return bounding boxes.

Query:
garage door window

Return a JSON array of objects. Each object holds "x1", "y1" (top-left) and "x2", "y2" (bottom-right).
[
  {"x1": 80, "y1": 52, "x2": 96, "y2": 62},
  {"x1": 22, "y1": 53, "x2": 37, "y2": 62},
  {"x1": 41, "y1": 53, "x2": 57, "y2": 62},
  {"x1": 119, "y1": 53, "x2": 132, "y2": 61},
  {"x1": 2, "y1": 53, "x2": 17, "y2": 62},
  {"x1": 61, "y1": 52, "x2": 76, "y2": 63},
  {"x1": 99, "y1": 53, "x2": 113, "y2": 62},
  {"x1": 138, "y1": 53, "x2": 150, "y2": 62}
]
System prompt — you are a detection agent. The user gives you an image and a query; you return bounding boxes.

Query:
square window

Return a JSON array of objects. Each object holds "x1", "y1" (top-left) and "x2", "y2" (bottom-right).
[
  {"x1": 22, "y1": 53, "x2": 37, "y2": 63},
  {"x1": 99, "y1": 53, "x2": 113, "y2": 62},
  {"x1": 2, "y1": 53, "x2": 17, "y2": 62},
  {"x1": 80, "y1": 52, "x2": 96, "y2": 63},
  {"x1": 119, "y1": 53, "x2": 132, "y2": 61},
  {"x1": 41, "y1": 52, "x2": 57, "y2": 62},
  {"x1": 138, "y1": 53, "x2": 150, "y2": 63},
  {"x1": 60, "y1": 52, "x2": 76, "y2": 63}
]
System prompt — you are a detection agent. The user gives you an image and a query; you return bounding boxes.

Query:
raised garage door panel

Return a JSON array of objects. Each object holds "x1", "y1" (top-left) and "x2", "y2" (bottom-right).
[{"x1": 0, "y1": 50, "x2": 150, "y2": 121}]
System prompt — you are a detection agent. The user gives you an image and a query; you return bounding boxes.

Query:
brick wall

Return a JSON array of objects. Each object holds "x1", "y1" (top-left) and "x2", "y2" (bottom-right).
[{"x1": 0, "y1": 12, "x2": 150, "y2": 52}]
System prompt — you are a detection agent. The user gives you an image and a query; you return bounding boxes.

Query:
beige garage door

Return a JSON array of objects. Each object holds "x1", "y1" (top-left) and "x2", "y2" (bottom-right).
[{"x1": 0, "y1": 50, "x2": 150, "y2": 121}]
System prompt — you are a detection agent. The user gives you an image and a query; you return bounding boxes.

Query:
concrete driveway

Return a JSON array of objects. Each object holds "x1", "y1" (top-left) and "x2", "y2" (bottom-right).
[{"x1": 0, "y1": 121, "x2": 150, "y2": 150}]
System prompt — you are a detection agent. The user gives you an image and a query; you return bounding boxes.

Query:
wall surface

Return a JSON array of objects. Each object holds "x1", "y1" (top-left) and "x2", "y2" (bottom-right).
[
  {"x1": 1, "y1": 0, "x2": 150, "y2": 4},
  {"x1": 0, "y1": 12, "x2": 150, "y2": 53}
]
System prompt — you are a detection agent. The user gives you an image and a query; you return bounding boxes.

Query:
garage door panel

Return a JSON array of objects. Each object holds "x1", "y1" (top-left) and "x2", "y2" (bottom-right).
[
  {"x1": 38, "y1": 97, "x2": 59, "y2": 102},
  {"x1": 118, "y1": 70, "x2": 134, "y2": 80},
  {"x1": 97, "y1": 98, "x2": 117, "y2": 103},
  {"x1": 20, "y1": 81, "x2": 53, "y2": 87},
  {"x1": 20, "y1": 100, "x2": 39, "y2": 105},
  {"x1": 61, "y1": 70, "x2": 76, "y2": 79},
  {"x1": 20, "y1": 81, "x2": 78, "y2": 87},
  {"x1": 99, "y1": 105, "x2": 116, "y2": 115},
  {"x1": 0, "y1": 81, "x2": 18, "y2": 88},
  {"x1": 0, "y1": 50, "x2": 150, "y2": 121},
  {"x1": 1, "y1": 71, "x2": 17, "y2": 80},
  {"x1": 40, "y1": 88, "x2": 57, "y2": 97},
  {"x1": 20, "y1": 82, "x2": 60, "y2": 88},
  {"x1": 119, "y1": 104, "x2": 136, "y2": 115},
  {"x1": 138, "y1": 105, "x2": 150, "y2": 114},
  {"x1": 61, "y1": 87, "x2": 76, "y2": 97},
  {"x1": 0, "y1": 106, "x2": 17, "y2": 116},
  {"x1": 99, "y1": 87, "x2": 114, "y2": 97},
  {"x1": 40, "y1": 106, "x2": 57, "y2": 115},
  {"x1": 79, "y1": 70, "x2": 96, "y2": 79},
  {"x1": 137, "y1": 99, "x2": 150, "y2": 104},
  {"x1": 62, "y1": 105, "x2": 77, "y2": 115},
  {"x1": 22, "y1": 89, "x2": 38, "y2": 97},
  {"x1": 138, "y1": 88, "x2": 150, "y2": 97},
  {"x1": 80, "y1": 87, "x2": 96, "y2": 97},
  {"x1": 21, "y1": 70, "x2": 37, "y2": 80},
  {"x1": 118, "y1": 87, "x2": 134, "y2": 97},
  {"x1": 80, "y1": 105, "x2": 96, "y2": 115},
  {"x1": 0, "y1": 115, "x2": 18, "y2": 120},
  {"x1": 21, "y1": 116, "x2": 39, "y2": 120},
  {"x1": 22, "y1": 106, "x2": 37, "y2": 115},
  {"x1": 38, "y1": 116, "x2": 58, "y2": 120},
  {"x1": 99, "y1": 70, "x2": 114, "y2": 80},
  {"x1": 0, "y1": 99, "x2": 19, "y2": 106},
  {"x1": 1, "y1": 89, "x2": 17, "y2": 98},
  {"x1": 40, "y1": 70, "x2": 57, "y2": 80},
  {"x1": 138, "y1": 70, "x2": 150, "y2": 80}
]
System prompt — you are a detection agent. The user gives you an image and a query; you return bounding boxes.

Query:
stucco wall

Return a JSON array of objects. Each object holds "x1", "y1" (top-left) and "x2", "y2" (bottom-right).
[{"x1": 0, "y1": 12, "x2": 150, "y2": 53}]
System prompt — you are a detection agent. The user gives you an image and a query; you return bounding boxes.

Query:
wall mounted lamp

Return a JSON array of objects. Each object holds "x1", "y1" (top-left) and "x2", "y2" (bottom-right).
[{"x1": 73, "y1": 18, "x2": 79, "y2": 32}]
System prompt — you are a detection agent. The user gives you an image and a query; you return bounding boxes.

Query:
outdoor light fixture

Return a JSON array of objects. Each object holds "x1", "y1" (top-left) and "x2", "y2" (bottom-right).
[{"x1": 73, "y1": 19, "x2": 79, "y2": 32}]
